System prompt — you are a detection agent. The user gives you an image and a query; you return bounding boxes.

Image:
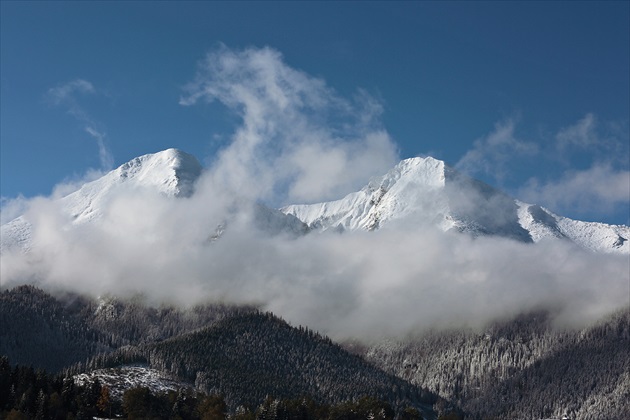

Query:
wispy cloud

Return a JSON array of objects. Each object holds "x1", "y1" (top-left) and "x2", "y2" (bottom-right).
[
  {"x1": 456, "y1": 114, "x2": 629, "y2": 222},
  {"x1": 0, "y1": 195, "x2": 29, "y2": 225},
  {"x1": 519, "y1": 114, "x2": 630, "y2": 219},
  {"x1": 46, "y1": 79, "x2": 114, "y2": 171},
  {"x1": 519, "y1": 164, "x2": 630, "y2": 220},
  {"x1": 555, "y1": 112, "x2": 599, "y2": 151},
  {"x1": 455, "y1": 118, "x2": 538, "y2": 184},
  {"x1": 180, "y1": 45, "x2": 398, "y2": 205},
  {"x1": 47, "y1": 79, "x2": 95, "y2": 106}
]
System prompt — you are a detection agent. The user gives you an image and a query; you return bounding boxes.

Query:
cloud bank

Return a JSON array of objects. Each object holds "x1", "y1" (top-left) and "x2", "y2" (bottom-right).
[
  {"x1": 2, "y1": 46, "x2": 628, "y2": 341},
  {"x1": 2, "y1": 193, "x2": 627, "y2": 340}
]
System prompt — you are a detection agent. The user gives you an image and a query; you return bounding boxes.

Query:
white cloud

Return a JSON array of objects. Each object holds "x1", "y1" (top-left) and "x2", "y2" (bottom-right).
[
  {"x1": 515, "y1": 114, "x2": 630, "y2": 219},
  {"x1": 519, "y1": 163, "x2": 630, "y2": 219},
  {"x1": 180, "y1": 45, "x2": 398, "y2": 205},
  {"x1": 555, "y1": 112, "x2": 598, "y2": 150},
  {"x1": 2, "y1": 191, "x2": 627, "y2": 340},
  {"x1": 455, "y1": 114, "x2": 629, "y2": 222},
  {"x1": 455, "y1": 118, "x2": 538, "y2": 183}
]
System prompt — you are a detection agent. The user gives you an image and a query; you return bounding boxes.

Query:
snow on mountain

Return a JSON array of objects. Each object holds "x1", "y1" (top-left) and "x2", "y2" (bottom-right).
[
  {"x1": 282, "y1": 157, "x2": 452, "y2": 232},
  {"x1": 0, "y1": 216, "x2": 32, "y2": 253},
  {"x1": 518, "y1": 202, "x2": 629, "y2": 254},
  {"x1": 282, "y1": 157, "x2": 629, "y2": 254},
  {"x1": 74, "y1": 365, "x2": 189, "y2": 400},
  {"x1": 0, "y1": 149, "x2": 306, "y2": 253},
  {"x1": 253, "y1": 203, "x2": 309, "y2": 237},
  {"x1": 61, "y1": 148, "x2": 202, "y2": 225},
  {"x1": 281, "y1": 157, "x2": 529, "y2": 240},
  {"x1": 2, "y1": 151, "x2": 627, "y2": 255},
  {"x1": 1, "y1": 149, "x2": 200, "y2": 253}
]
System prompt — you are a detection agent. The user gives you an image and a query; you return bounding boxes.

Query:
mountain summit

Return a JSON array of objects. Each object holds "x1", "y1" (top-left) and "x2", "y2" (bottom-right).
[
  {"x1": 63, "y1": 148, "x2": 203, "y2": 224},
  {"x1": 1, "y1": 150, "x2": 628, "y2": 255},
  {"x1": 0, "y1": 149, "x2": 306, "y2": 254},
  {"x1": 282, "y1": 156, "x2": 629, "y2": 254}
]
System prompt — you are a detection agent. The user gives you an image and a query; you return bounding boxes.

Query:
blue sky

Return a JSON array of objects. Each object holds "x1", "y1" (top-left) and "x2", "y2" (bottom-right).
[{"x1": 1, "y1": 1, "x2": 628, "y2": 225}]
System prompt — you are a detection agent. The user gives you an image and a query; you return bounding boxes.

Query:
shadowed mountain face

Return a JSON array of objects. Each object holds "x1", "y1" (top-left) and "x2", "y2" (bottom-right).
[{"x1": 443, "y1": 167, "x2": 532, "y2": 242}]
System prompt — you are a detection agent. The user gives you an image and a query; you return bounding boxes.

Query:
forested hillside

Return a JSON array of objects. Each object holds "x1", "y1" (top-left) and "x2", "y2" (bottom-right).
[
  {"x1": 0, "y1": 285, "x2": 251, "y2": 373},
  {"x1": 144, "y1": 312, "x2": 438, "y2": 412},
  {"x1": 3, "y1": 285, "x2": 627, "y2": 419},
  {"x1": 0, "y1": 286, "x2": 105, "y2": 372},
  {"x1": 0, "y1": 286, "x2": 445, "y2": 418},
  {"x1": 362, "y1": 309, "x2": 630, "y2": 419}
]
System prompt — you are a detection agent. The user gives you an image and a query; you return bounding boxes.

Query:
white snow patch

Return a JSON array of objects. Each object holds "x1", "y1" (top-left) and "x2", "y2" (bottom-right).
[{"x1": 74, "y1": 365, "x2": 190, "y2": 399}]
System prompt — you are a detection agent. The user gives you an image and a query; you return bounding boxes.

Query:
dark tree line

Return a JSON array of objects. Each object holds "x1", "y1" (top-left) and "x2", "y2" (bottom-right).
[
  {"x1": 1, "y1": 356, "x2": 458, "y2": 420},
  {"x1": 0, "y1": 355, "x2": 228, "y2": 419},
  {"x1": 0, "y1": 355, "x2": 110, "y2": 419}
]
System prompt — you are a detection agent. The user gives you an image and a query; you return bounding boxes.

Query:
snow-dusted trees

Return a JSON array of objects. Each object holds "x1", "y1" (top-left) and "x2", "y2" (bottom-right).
[{"x1": 362, "y1": 309, "x2": 630, "y2": 419}]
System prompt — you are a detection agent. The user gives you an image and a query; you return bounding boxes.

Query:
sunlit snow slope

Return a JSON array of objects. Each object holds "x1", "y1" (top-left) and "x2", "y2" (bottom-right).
[
  {"x1": 0, "y1": 149, "x2": 306, "y2": 253},
  {"x1": 282, "y1": 157, "x2": 629, "y2": 254}
]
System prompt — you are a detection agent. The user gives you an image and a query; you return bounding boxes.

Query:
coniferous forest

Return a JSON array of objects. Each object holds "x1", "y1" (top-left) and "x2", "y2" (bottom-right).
[{"x1": 1, "y1": 285, "x2": 628, "y2": 419}]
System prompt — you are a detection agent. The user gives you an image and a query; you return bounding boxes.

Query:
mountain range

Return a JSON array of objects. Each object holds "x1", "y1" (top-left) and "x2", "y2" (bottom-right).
[
  {"x1": 1, "y1": 148, "x2": 629, "y2": 419},
  {"x1": 2, "y1": 148, "x2": 628, "y2": 254}
]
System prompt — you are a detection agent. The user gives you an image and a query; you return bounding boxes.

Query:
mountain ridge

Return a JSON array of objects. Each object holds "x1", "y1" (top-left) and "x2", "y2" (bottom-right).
[
  {"x1": 1, "y1": 149, "x2": 628, "y2": 255},
  {"x1": 282, "y1": 156, "x2": 629, "y2": 254},
  {"x1": 0, "y1": 148, "x2": 307, "y2": 254}
]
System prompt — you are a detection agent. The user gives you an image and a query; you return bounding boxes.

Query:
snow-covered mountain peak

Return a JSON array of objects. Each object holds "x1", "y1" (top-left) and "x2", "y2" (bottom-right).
[
  {"x1": 113, "y1": 148, "x2": 202, "y2": 198},
  {"x1": 283, "y1": 156, "x2": 452, "y2": 232},
  {"x1": 1, "y1": 150, "x2": 627, "y2": 255},
  {"x1": 282, "y1": 156, "x2": 629, "y2": 254},
  {"x1": 1, "y1": 148, "x2": 307, "y2": 253},
  {"x1": 58, "y1": 149, "x2": 202, "y2": 225},
  {"x1": 366, "y1": 156, "x2": 446, "y2": 192}
]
